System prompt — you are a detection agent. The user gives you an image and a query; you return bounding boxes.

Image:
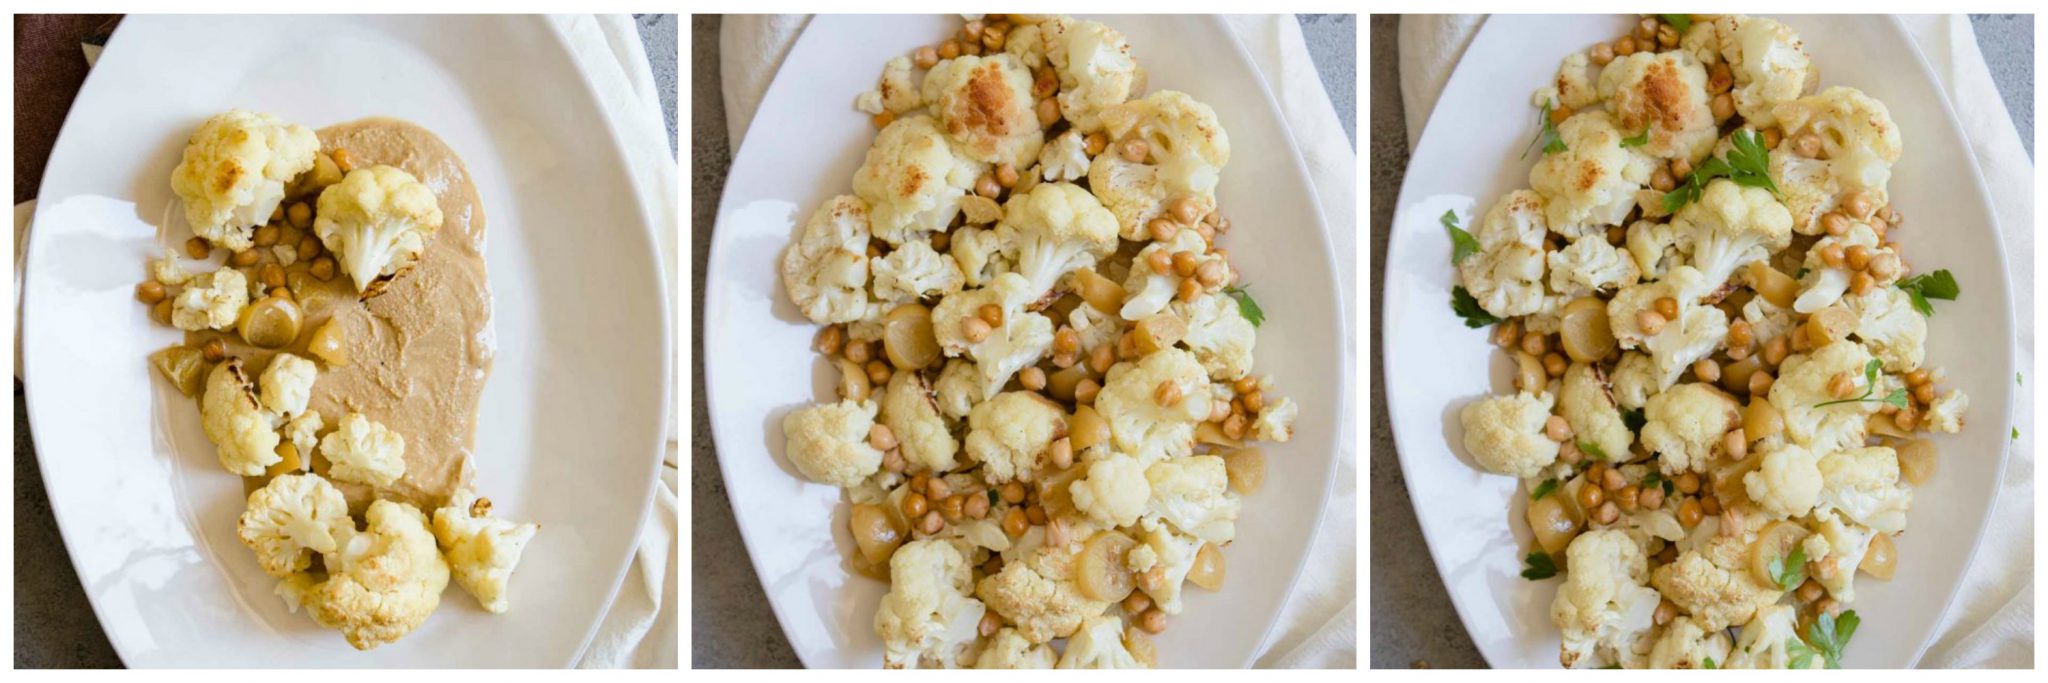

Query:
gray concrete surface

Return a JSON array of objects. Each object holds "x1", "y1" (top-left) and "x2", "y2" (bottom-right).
[
  {"x1": 1368, "y1": 14, "x2": 2032, "y2": 669},
  {"x1": 691, "y1": 14, "x2": 1357, "y2": 669},
  {"x1": 11, "y1": 16, "x2": 679, "y2": 669}
]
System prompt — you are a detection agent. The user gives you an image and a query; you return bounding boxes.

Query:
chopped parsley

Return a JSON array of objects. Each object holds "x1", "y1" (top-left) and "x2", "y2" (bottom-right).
[
  {"x1": 1641, "y1": 471, "x2": 1673, "y2": 495},
  {"x1": 1897, "y1": 269, "x2": 1960, "y2": 316},
  {"x1": 1663, "y1": 127, "x2": 1781, "y2": 213},
  {"x1": 1701, "y1": 656, "x2": 1718, "y2": 669},
  {"x1": 1793, "y1": 266, "x2": 1810, "y2": 279},
  {"x1": 1804, "y1": 610, "x2": 1860, "y2": 669},
  {"x1": 1224, "y1": 285, "x2": 1265, "y2": 327},
  {"x1": 1769, "y1": 546, "x2": 1808, "y2": 591},
  {"x1": 1787, "y1": 637, "x2": 1820, "y2": 670},
  {"x1": 1523, "y1": 101, "x2": 1567, "y2": 159},
  {"x1": 1814, "y1": 359, "x2": 1909, "y2": 409},
  {"x1": 1521, "y1": 550, "x2": 1558, "y2": 580},
  {"x1": 1530, "y1": 478, "x2": 1560, "y2": 501},
  {"x1": 1661, "y1": 14, "x2": 1694, "y2": 33},
  {"x1": 1451, "y1": 286, "x2": 1501, "y2": 328},
  {"x1": 1620, "y1": 408, "x2": 1647, "y2": 433},
  {"x1": 1577, "y1": 440, "x2": 1609, "y2": 460},
  {"x1": 1620, "y1": 128, "x2": 1651, "y2": 148},
  {"x1": 1443, "y1": 209, "x2": 1480, "y2": 266}
]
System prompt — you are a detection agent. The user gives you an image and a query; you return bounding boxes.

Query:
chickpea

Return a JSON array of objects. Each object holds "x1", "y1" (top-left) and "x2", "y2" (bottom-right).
[
  {"x1": 1519, "y1": 331, "x2": 1549, "y2": 356},
  {"x1": 1635, "y1": 17, "x2": 1657, "y2": 41},
  {"x1": 939, "y1": 494, "x2": 965, "y2": 522},
  {"x1": 1636, "y1": 310, "x2": 1668, "y2": 335},
  {"x1": 1147, "y1": 217, "x2": 1179, "y2": 242},
  {"x1": 229, "y1": 249, "x2": 260, "y2": 267},
  {"x1": 994, "y1": 162, "x2": 1020, "y2": 188},
  {"x1": 961, "y1": 316, "x2": 992, "y2": 343},
  {"x1": 1088, "y1": 344, "x2": 1116, "y2": 375},
  {"x1": 1084, "y1": 132, "x2": 1108, "y2": 157},
  {"x1": 1651, "y1": 297, "x2": 1677, "y2": 321},
  {"x1": 1492, "y1": 318, "x2": 1522, "y2": 349},
  {"x1": 1548, "y1": 104, "x2": 1573, "y2": 127},
  {"x1": 285, "y1": 201, "x2": 313, "y2": 229},
  {"x1": 814, "y1": 325, "x2": 845, "y2": 356},
  {"x1": 1019, "y1": 366, "x2": 1047, "y2": 391},
  {"x1": 1025, "y1": 505, "x2": 1049, "y2": 525},
  {"x1": 1602, "y1": 468, "x2": 1627, "y2": 492},
  {"x1": 1639, "y1": 485, "x2": 1666, "y2": 511},
  {"x1": 253, "y1": 224, "x2": 282, "y2": 248},
  {"x1": 1656, "y1": 23, "x2": 1679, "y2": 49},
  {"x1": 1075, "y1": 378, "x2": 1101, "y2": 405},
  {"x1": 1048, "y1": 437, "x2": 1075, "y2": 470},
  {"x1": 1907, "y1": 368, "x2": 1932, "y2": 387},
  {"x1": 201, "y1": 338, "x2": 228, "y2": 362},
  {"x1": 869, "y1": 424, "x2": 899, "y2": 451},
  {"x1": 843, "y1": 338, "x2": 872, "y2": 364},
  {"x1": 1168, "y1": 196, "x2": 1203, "y2": 225},
  {"x1": 331, "y1": 148, "x2": 354, "y2": 173},
  {"x1": 1574, "y1": 482, "x2": 1606, "y2": 513},
  {"x1": 1791, "y1": 133, "x2": 1822, "y2": 159},
  {"x1": 1001, "y1": 506, "x2": 1029, "y2": 537},
  {"x1": 1196, "y1": 260, "x2": 1227, "y2": 287},
  {"x1": 1845, "y1": 245, "x2": 1874, "y2": 271},
  {"x1": 1677, "y1": 497, "x2": 1705, "y2": 528},
  {"x1": 1748, "y1": 370, "x2": 1775, "y2": 396},
  {"x1": 1171, "y1": 252, "x2": 1200, "y2": 278},
  {"x1": 184, "y1": 237, "x2": 212, "y2": 259},
  {"x1": 903, "y1": 491, "x2": 929, "y2": 519},
  {"x1": 1653, "y1": 599, "x2": 1678, "y2": 626},
  {"x1": 1708, "y1": 62, "x2": 1734, "y2": 94},
  {"x1": 913, "y1": 45, "x2": 940, "y2": 69},
  {"x1": 881, "y1": 448, "x2": 907, "y2": 473},
  {"x1": 1820, "y1": 243, "x2": 1846, "y2": 268},
  {"x1": 1762, "y1": 336, "x2": 1789, "y2": 366},
  {"x1": 1222, "y1": 413, "x2": 1249, "y2": 440},
  {"x1": 1176, "y1": 277, "x2": 1201, "y2": 303},
  {"x1": 1614, "y1": 36, "x2": 1637, "y2": 57},
  {"x1": 938, "y1": 39, "x2": 961, "y2": 60},
  {"x1": 1242, "y1": 390, "x2": 1266, "y2": 414},
  {"x1": 1762, "y1": 127, "x2": 1782, "y2": 150},
  {"x1": 1894, "y1": 407, "x2": 1920, "y2": 431},
  {"x1": 1123, "y1": 591, "x2": 1153, "y2": 615},
  {"x1": 1589, "y1": 41, "x2": 1615, "y2": 66},
  {"x1": 918, "y1": 510, "x2": 945, "y2": 535},
  {"x1": 1544, "y1": 415, "x2": 1573, "y2": 443},
  {"x1": 1543, "y1": 352, "x2": 1569, "y2": 378},
  {"x1": 1670, "y1": 157, "x2": 1693, "y2": 180},
  {"x1": 1843, "y1": 191, "x2": 1875, "y2": 219},
  {"x1": 1869, "y1": 252, "x2": 1902, "y2": 280},
  {"x1": 135, "y1": 280, "x2": 167, "y2": 304},
  {"x1": 1559, "y1": 440, "x2": 1584, "y2": 465},
  {"x1": 1137, "y1": 609, "x2": 1168, "y2": 634},
  {"x1": 1120, "y1": 138, "x2": 1150, "y2": 163},
  {"x1": 1616, "y1": 485, "x2": 1641, "y2": 512},
  {"x1": 1691, "y1": 358, "x2": 1721, "y2": 384},
  {"x1": 975, "y1": 173, "x2": 1001, "y2": 199},
  {"x1": 1234, "y1": 375, "x2": 1261, "y2": 394},
  {"x1": 1650, "y1": 166, "x2": 1677, "y2": 193},
  {"x1": 1700, "y1": 495, "x2": 1722, "y2": 515},
  {"x1": 1035, "y1": 98, "x2": 1061, "y2": 128},
  {"x1": 310, "y1": 256, "x2": 337, "y2": 281},
  {"x1": 1710, "y1": 92, "x2": 1735, "y2": 122},
  {"x1": 1850, "y1": 271, "x2": 1875, "y2": 296},
  {"x1": 1593, "y1": 501, "x2": 1621, "y2": 525}
]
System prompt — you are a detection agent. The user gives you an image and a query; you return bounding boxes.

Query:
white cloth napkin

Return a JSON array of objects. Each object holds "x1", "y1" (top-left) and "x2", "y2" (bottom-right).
[
  {"x1": 12, "y1": 14, "x2": 678, "y2": 669},
  {"x1": 719, "y1": 13, "x2": 1358, "y2": 669},
  {"x1": 1398, "y1": 14, "x2": 2034, "y2": 669}
]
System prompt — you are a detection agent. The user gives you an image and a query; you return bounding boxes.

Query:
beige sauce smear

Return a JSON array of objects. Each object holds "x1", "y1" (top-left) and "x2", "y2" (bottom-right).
[{"x1": 198, "y1": 117, "x2": 492, "y2": 514}]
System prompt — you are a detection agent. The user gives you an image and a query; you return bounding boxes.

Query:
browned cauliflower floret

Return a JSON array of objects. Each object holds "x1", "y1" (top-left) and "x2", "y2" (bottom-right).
[
  {"x1": 299, "y1": 500, "x2": 450, "y2": 650},
  {"x1": 200, "y1": 358, "x2": 281, "y2": 476},
  {"x1": 975, "y1": 545, "x2": 1110, "y2": 643}
]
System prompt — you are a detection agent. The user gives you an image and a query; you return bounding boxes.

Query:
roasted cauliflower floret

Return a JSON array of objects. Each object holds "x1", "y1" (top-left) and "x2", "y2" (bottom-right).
[
  {"x1": 1804, "y1": 509, "x2": 1875, "y2": 602},
  {"x1": 976, "y1": 546, "x2": 1110, "y2": 643},
  {"x1": 1608, "y1": 351, "x2": 1659, "y2": 411},
  {"x1": 1253, "y1": 396, "x2": 1299, "y2": 443},
  {"x1": 1773, "y1": 86, "x2": 1901, "y2": 198},
  {"x1": 1173, "y1": 291, "x2": 1255, "y2": 381},
  {"x1": 1093, "y1": 348, "x2": 1211, "y2": 464},
  {"x1": 314, "y1": 165, "x2": 444, "y2": 292},
  {"x1": 1457, "y1": 190, "x2": 1551, "y2": 318},
  {"x1": 875, "y1": 539, "x2": 987, "y2": 669},
  {"x1": 1671, "y1": 178, "x2": 1793, "y2": 290},
  {"x1": 1087, "y1": 91, "x2": 1230, "y2": 240},
  {"x1": 1817, "y1": 446, "x2": 1913, "y2": 534},
  {"x1": 932, "y1": 273, "x2": 1055, "y2": 395},
  {"x1": 299, "y1": 500, "x2": 450, "y2": 650},
  {"x1": 1550, "y1": 529, "x2": 1659, "y2": 669},
  {"x1": 855, "y1": 55, "x2": 925, "y2": 115},
  {"x1": 1847, "y1": 286, "x2": 1925, "y2": 372},
  {"x1": 1608, "y1": 266, "x2": 1728, "y2": 390},
  {"x1": 881, "y1": 371, "x2": 960, "y2": 472},
  {"x1": 1133, "y1": 516, "x2": 1205, "y2": 614},
  {"x1": 1041, "y1": 18, "x2": 1143, "y2": 133},
  {"x1": 1038, "y1": 130, "x2": 1091, "y2": 182},
  {"x1": 854, "y1": 115, "x2": 982, "y2": 246},
  {"x1": 1724, "y1": 604, "x2": 1822, "y2": 669},
  {"x1": 1559, "y1": 363, "x2": 1633, "y2": 461},
  {"x1": 1646, "y1": 616, "x2": 1733, "y2": 669},
  {"x1": 170, "y1": 266, "x2": 250, "y2": 331},
  {"x1": 1596, "y1": 50, "x2": 1717, "y2": 162},
  {"x1": 965, "y1": 391, "x2": 1067, "y2": 484},
  {"x1": 1743, "y1": 443, "x2": 1825, "y2": 519},
  {"x1": 1651, "y1": 525, "x2": 1783, "y2": 631},
  {"x1": 1793, "y1": 220, "x2": 1896, "y2": 314},
  {"x1": 1069, "y1": 454, "x2": 1150, "y2": 528},
  {"x1": 258, "y1": 353, "x2": 317, "y2": 419},
  {"x1": 284, "y1": 410, "x2": 323, "y2": 464},
  {"x1": 780, "y1": 399, "x2": 885, "y2": 488},
  {"x1": 1548, "y1": 234, "x2": 1641, "y2": 299},
  {"x1": 1640, "y1": 383, "x2": 1738, "y2": 476},
  {"x1": 1769, "y1": 341, "x2": 1881, "y2": 452},
  {"x1": 237, "y1": 473, "x2": 352, "y2": 579},
  {"x1": 200, "y1": 358, "x2": 281, "y2": 476},
  {"x1": 1459, "y1": 392, "x2": 1560, "y2": 478},
  {"x1": 994, "y1": 182, "x2": 1119, "y2": 301},
  {"x1": 170, "y1": 110, "x2": 320, "y2": 250},
  {"x1": 431, "y1": 491, "x2": 539, "y2": 614},
  {"x1": 1142, "y1": 455, "x2": 1240, "y2": 545},
  {"x1": 932, "y1": 358, "x2": 982, "y2": 420},
  {"x1": 320, "y1": 412, "x2": 408, "y2": 488},
  {"x1": 1119, "y1": 230, "x2": 1219, "y2": 321},
  {"x1": 1712, "y1": 15, "x2": 1817, "y2": 128},
  {"x1": 976, "y1": 628, "x2": 1056, "y2": 669},
  {"x1": 870, "y1": 240, "x2": 965, "y2": 304},
  {"x1": 1529, "y1": 110, "x2": 1655, "y2": 238},
  {"x1": 1925, "y1": 388, "x2": 1969, "y2": 433},
  {"x1": 780, "y1": 194, "x2": 874, "y2": 324},
  {"x1": 922, "y1": 53, "x2": 1044, "y2": 167},
  {"x1": 1056, "y1": 615, "x2": 1149, "y2": 669},
  {"x1": 1624, "y1": 218, "x2": 1685, "y2": 279}
]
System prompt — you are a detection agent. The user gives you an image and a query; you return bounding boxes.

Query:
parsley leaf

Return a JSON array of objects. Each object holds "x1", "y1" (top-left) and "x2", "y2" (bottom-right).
[
  {"x1": 1621, "y1": 408, "x2": 1647, "y2": 433},
  {"x1": 1793, "y1": 266, "x2": 1810, "y2": 279},
  {"x1": 1224, "y1": 285, "x2": 1265, "y2": 327},
  {"x1": 1642, "y1": 471, "x2": 1673, "y2": 495},
  {"x1": 1523, "y1": 101, "x2": 1566, "y2": 159},
  {"x1": 1530, "y1": 478, "x2": 1559, "y2": 501},
  {"x1": 1521, "y1": 550, "x2": 1558, "y2": 580},
  {"x1": 1620, "y1": 129, "x2": 1651, "y2": 148},
  {"x1": 1451, "y1": 286, "x2": 1501, "y2": 328},
  {"x1": 1768, "y1": 546, "x2": 1808, "y2": 591},
  {"x1": 1664, "y1": 128, "x2": 1779, "y2": 212},
  {"x1": 1701, "y1": 656, "x2": 1718, "y2": 669},
  {"x1": 1661, "y1": 14, "x2": 1694, "y2": 33},
  {"x1": 1897, "y1": 269, "x2": 1960, "y2": 316},
  {"x1": 1806, "y1": 610, "x2": 1860, "y2": 669},
  {"x1": 1577, "y1": 440, "x2": 1609, "y2": 461},
  {"x1": 2014, "y1": 427, "x2": 2020, "y2": 441},
  {"x1": 1815, "y1": 359, "x2": 1907, "y2": 409},
  {"x1": 1442, "y1": 209, "x2": 1480, "y2": 266},
  {"x1": 1787, "y1": 637, "x2": 1820, "y2": 670}
]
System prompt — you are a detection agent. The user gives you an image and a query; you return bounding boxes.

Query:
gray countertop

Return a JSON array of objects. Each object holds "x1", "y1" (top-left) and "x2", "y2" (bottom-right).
[
  {"x1": 11, "y1": 14, "x2": 678, "y2": 669},
  {"x1": 690, "y1": 14, "x2": 1357, "y2": 668},
  {"x1": 1367, "y1": 14, "x2": 2033, "y2": 669}
]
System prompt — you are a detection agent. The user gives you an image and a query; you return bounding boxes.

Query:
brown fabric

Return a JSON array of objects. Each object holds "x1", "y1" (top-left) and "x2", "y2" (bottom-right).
[{"x1": 13, "y1": 14, "x2": 122, "y2": 204}]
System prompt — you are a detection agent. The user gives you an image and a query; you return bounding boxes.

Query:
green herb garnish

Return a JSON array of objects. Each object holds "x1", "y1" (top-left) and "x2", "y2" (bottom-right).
[
  {"x1": 1621, "y1": 408, "x2": 1647, "y2": 433},
  {"x1": 1663, "y1": 128, "x2": 1781, "y2": 213},
  {"x1": 1641, "y1": 471, "x2": 1673, "y2": 495},
  {"x1": 1769, "y1": 546, "x2": 1808, "y2": 591},
  {"x1": 1805, "y1": 610, "x2": 1860, "y2": 669},
  {"x1": 1577, "y1": 440, "x2": 1609, "y2": 461},
  {"x1": 1523, "y1": 101, "x2": 1567, "y2": 159},
  {"x1": 1442, "y1": 209, "x2": 1480, "y2": 266},
  {"x1": 1701, "y1": 656, "x2": 1717, "y2": 669},
  {"x1": 1661, "y1": 14, "x2": 1694, "y2": 33},
  {"x1": 1451, "y1": 286, "x2": 1501, "y2": 328},
  {"x1": 1620, "y1": 129, "x2": 1651, "y2": 148},
  {"x1": 1531, "y1": 478, "x2": 1559, "y2": 501},
  {"x1": 1224, "y1": 285, "x2": 1265, "y2": 327},
  {"x1": 1794, "y1": 266, "x2": 1810, "y2": 279},
  {"x1": 1787, "y1": 637, "x2": 1820, "y2": 670},
  {"x1": 1521, "y1": 550, "x2": 1558, "y2": 580},
  {"x1": 1814, "y1": 359, "x2": 1908, "y2": 409},
  {"x1": 1897, "y1": 269, "x2": 1960, "y2": 316}
]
